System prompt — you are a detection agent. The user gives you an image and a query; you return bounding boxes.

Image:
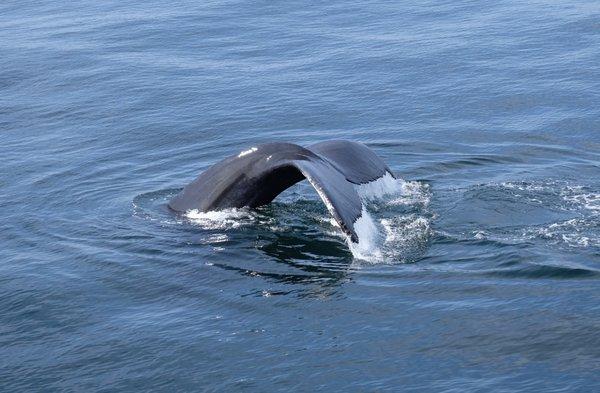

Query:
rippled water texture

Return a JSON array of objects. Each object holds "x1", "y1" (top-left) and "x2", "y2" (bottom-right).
[{"x1": 1, "y1": 1, "x2": 599, "y2": 391}]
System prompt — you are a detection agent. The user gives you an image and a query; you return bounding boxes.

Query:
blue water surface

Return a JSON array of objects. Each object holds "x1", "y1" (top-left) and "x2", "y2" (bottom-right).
[{"x1": 1, "y1": 1, "x2": 599, "y2": 391}]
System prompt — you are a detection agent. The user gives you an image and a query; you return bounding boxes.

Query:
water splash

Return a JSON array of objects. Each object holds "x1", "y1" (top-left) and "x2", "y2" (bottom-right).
[
  {"x1": 348, "y1": 207, "x2": 384, "y2": 262},
  {"x1": 357, "y1": 172, "x2": 430, "y2": 206},
  {"x1": 357, "y1": 172, "x2": 403, "y2": 200},
  {"x1": 349, "y1": 175, "x2": 432, "y2": 263},
  {"x1": 349, "y1": 210, "x2": 432, "y2": 264}
]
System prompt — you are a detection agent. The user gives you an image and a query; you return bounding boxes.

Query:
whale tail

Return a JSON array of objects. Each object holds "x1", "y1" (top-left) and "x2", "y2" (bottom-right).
[{"x1": 169, "y1": 141, "x2": 393, "y2": 242}]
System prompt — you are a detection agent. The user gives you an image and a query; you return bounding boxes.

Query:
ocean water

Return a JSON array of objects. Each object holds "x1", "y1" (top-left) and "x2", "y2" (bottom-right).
[{"x1": 1, "y1": 0, "x2": 599, "y2": 391}]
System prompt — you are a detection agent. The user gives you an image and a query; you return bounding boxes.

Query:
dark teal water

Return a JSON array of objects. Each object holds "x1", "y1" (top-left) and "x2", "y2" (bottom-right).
[{"x1": 1, "y1": 1, "x2": 600, "y2": 391}]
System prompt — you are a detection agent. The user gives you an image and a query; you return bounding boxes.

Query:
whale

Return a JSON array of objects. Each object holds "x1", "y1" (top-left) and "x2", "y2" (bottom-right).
[{"x1": 169, "y1": 140, "x2": 395, "y2": 242}]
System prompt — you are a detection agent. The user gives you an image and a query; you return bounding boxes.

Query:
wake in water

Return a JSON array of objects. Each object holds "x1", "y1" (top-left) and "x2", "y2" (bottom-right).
[
  {"x1": 440, "y1": 180, "x2": 600, "y2": 251},
  {"x1": 513, "y1": 182, "x2": 600, "y2": 249}
]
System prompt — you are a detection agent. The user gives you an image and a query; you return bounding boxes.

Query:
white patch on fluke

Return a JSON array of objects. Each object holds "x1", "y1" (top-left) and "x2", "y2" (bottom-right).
[{"x1": 238, "y1": 147, "x2": 258, "y2": 158}]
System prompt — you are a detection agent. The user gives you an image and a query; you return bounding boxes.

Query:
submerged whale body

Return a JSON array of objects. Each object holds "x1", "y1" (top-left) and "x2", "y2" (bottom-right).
[{"x1": 169, "y1": 140, "x2": 394, "y2": 242}]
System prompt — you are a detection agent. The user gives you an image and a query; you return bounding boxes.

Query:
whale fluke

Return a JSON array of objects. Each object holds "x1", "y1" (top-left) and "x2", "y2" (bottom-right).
[{"x1": 169, "y1": 141, "x2": 394, "y2": 242}]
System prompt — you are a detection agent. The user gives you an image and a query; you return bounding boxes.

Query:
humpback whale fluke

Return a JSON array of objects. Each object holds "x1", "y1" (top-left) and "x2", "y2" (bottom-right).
[{"x1": 169, "y1": 140, "x2": 394, "y2": 242}]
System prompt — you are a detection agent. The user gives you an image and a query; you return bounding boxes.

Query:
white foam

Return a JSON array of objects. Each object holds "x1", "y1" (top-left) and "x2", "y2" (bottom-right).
[
  {"x1": 357, "y1": 172, "x2": 403, "y2": 200},
  {"x1": 200, "y1": 234, "x2": 229, "y2": 244},
  {"x1": 527, "y1": 218, "x2": 599, "y2": 248},
  {"x1": 500, "y1": 182, "x2": 550, "y2": 192},
  {"x1": 347, "y1": 207, "x2": 431, "y2": 263},
  {"x1": 344, "y1": 174, "x2": 432, "y2": 262},
  {"x1": 381, "y1": 216, "x2": 430, "y2": 244},
  {"x1": 562, "y1": 191, "x2": 600, "y2": 212},
  {"x1": 185, "y1": 208, "x2": 256, "y2": 229},
  {"x1": 388, "y1": 180, "x2": 431, "y2": 206},
  {"x1": 499, "y1": 181, "x2": 599, "y2": 214},
  {"x1": 348, "y1": 207, "x2": 384, "y2": 262},
  {"x1": 357, "y1": 172, "x2": 430, "y2": 206}
]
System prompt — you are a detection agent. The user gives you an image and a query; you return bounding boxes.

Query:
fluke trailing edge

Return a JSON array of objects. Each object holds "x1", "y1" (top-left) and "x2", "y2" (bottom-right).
[{"x1": 169, "y1": 140, "x2": 394, "y2": 242}]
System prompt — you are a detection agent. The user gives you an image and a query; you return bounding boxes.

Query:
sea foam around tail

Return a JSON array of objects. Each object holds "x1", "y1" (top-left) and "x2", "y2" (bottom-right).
[
  {"x1": 349, "y1": 173, "x2": 431, "y2": 263},
  {"x1": 182, "y1": 172, "x2": 432, "y2": 263}
]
